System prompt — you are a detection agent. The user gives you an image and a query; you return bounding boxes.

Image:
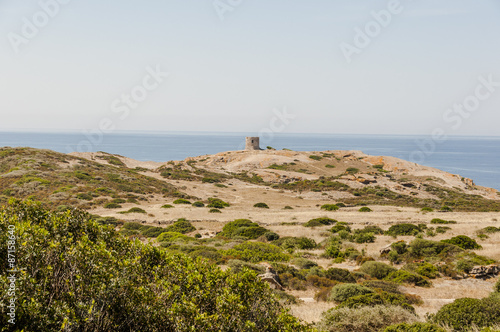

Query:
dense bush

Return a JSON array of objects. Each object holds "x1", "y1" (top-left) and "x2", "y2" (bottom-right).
[
  {"x1": 383, "y1": 322, "x2": 446, "y2": 332},
  {"x1": 386, "y1": 224, "x2": 420, "y2": 236},
  {"x1": 360, "y1": 261, "x2": 397, "y2": 279},
  {"x1": 441, "y1": 235, "x2": 481, "y2": 250},
  {"x1": 330, "y1": 223, "x2": 351, "y2": 234},
  {"x1": 273, "y1": 236, "x2": 317, "y2": 250},
  {"x1": 325, "y1": 268, "x2": 356, "y2": 283},
  {"x1": 119, "y1": 207, "x2": 147, "y2": 214},
  {"x1": 385, "y1": 270, "x2": 431, "y2": 287},
  {"x1": 164, "y1": 219, "x2": 196, "y2": 234},
  {"x1": 304, "y1": 217, "x2": 337, "y2": 227},
  {"x1": 220, "y1": 219, "x2": 268, "y2": 240},
  {"x1": 431, "y1": 218, "x2": 456, "y2": 224},
  {"x1": 415, "y1": 263, "x2": 439, "y2": 279},
  {"x1": 432, "y1": 297, "x2": 500, "y2": 331},
  {"x1": 173, "y1": 199, "x2": 191, "y2": 204},
  {"x1": 318, "y1": 305, "x2": 418, "y2": 332},
  {"x1": 157, "y1": 231, "x2": 197, "y2": 244},
  {"x1": 263, "y1": 231, "x2": 279, "y2": 241},
  {"x1": 206, "y1": 197, "x2": 230, "y2": 209},
  {"x1": 0, "y1": 200, "x2": 309, "y2": 331},
  {"x1": 329, "y1": 284, "x2": 373, "y2": 303},
  {"x1": 209, "y1": 208, "x2": 221, "y2": 213},
  {"x1": 358, "y1": 207, "x2": 372, "y2": 212},
  {"x1": 321, "y1": 204, "x2": 339, "y2": 211},
  {"x1": 192, "y1": 201, "x2": 205, "y2": 207},
  {"x1": 104, "y1": 202, "x2": 122, "y2": 209},
  {"x1": 161, "y1": 204, "x2": 174, "y2": 208},
  {"x1": 222, "y1": 242, "x2": 289, "y2": 263},
  {"x1": 336, "y1": 291, "x2": 415, "y2": 313},
  {"x1": 253, "y1": 202, "x2": 269, "y2": 209},
  {"x1": 291, "y1": 258, "x2": 318, "y2": 269}
]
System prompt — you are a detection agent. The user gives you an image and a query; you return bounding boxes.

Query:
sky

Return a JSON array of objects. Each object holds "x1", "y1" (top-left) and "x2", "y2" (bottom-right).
[{"x1": 1, "y1": 0, "x2": 499, "y2": 136}]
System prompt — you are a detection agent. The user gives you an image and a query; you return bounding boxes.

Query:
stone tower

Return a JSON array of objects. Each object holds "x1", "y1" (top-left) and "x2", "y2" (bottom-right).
[{"x1": 245, "y1": 137, "x2": 261, "y2": 150}]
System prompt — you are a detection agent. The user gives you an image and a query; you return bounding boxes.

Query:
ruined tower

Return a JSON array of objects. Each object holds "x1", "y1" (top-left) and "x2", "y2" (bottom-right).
[{"x1": 245, "y1": 137, "x2": 261, "y2": 150}]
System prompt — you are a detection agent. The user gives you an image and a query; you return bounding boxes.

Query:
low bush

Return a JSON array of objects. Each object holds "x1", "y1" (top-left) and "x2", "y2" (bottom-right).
[
  {"x1": 104, "y1": 202, "x2": 121, "y2": 209},
  {"x1": 220, "y1": 219, "x2": 268, "y2": 240},
  {"x1": 119, "y1": 207, "x2": 146, "y2": 214},
  {"x1": 157, "y1": 232, "x2": 197, "y2": 244},
  {"x1": 415, "y1": 263, "x2": 439, "y2": 279},
  {"x1": 329, "y1": 283, "x2": 373, "y2": 303},
  {"x1": 362, "y1": 280, "x2": 400, "y2": 294},
  {"x1": 283, "y1": 205, "x2": 293, "y2": 210},
  {"x1": 336, "y1": 292, "x2": 415, "y2": 313},
  {"x1": 192, "y1": 201, "x2": 205, "y2": 207},
  {"x1": 321, "y1": 204, "x2": 339, "y2": 211},
  {"x1": 325, "y1": 268, "x2": 356, "y2": 283},
  {"x1": 226, "y1": 259, "x2": 265, "y2": 274},
  {"x1": 161, "y1": 204, "x2": 174, "y2": 208},
  {"x1": 207, "y1": 198, "x2": 230, "y2": 209},
  {"x1": 385, "y1": 270, "x2": 431, "y2": 287},
  {"x1": 209, "y1": 208, "x2": 221, "y2": 213},
  {"x1": 431, "y1": 218, "x2": 457, "y2": 224},
  {"x1": 421, "y1": 207, "x2": 434, "y2": 212},
  {"x1": 291, "y1": 258, "x2": 318, "y2": 270},
  {"x1": 264, "y1": 231, "x2": 279, "y2": 241},
  {"x1": 331, "y1": 223, "x2": 351, "y2": 234},
  {"x1": 432, "y1": 297, "x2": 500, "y2": 331},
  {"x1": 383, "y1": 322, "x2": 446, "y2": 332},
  {"x1": 253, "y1": 202, "x2": 269, "y2": 209},
  {"x1": 222, "y1": 242, "x2": 289, "y2": 263},
  {"x1": 441, "y1": 235, "x2": 482, "y2": 250},
  {"x1": 273, "y1": 236, "x2": 317, "y2": 250},
  {"x1": 318, "y1": 305, "x2": 418, "y2": 332},
  {"x1": 304, "y1": 217, "x2": 337, "y2": 227},
  {"x1": 173, "y1": 199, "x2": 191, "y2": 204},
  {"x1": 165, "y1": 219, "x2": 196, "y2": 234},
  {"x1": 386, "y1": 223, "x2": 420, "y2": 236},
  {"x1": 353, "y1": 232, "x2": 376, "y2": 244},
  {"x1": 359, "y1": 207, "x2": 372, "y2": 212},
  {"x1": 360, "y1": 261, "x2": 397, "y2": 279}
]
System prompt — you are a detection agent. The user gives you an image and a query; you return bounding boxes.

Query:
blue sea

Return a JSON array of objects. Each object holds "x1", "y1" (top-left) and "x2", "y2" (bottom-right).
[{"x1": 1, "y1": 131, "x2": 499, "y2": 191}]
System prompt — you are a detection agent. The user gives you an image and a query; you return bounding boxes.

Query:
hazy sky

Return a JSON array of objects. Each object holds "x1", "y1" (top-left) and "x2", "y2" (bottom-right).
[{"x1": 1, "y1": 0, "x2": 499, "y2": 136}]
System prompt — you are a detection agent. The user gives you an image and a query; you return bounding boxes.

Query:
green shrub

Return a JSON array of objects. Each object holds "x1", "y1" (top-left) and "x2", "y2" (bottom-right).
[
  {"x1": 336, "y1": 202, "x2": 346, "y2": 207},
  {"x1": 272, "y1": 237, "x2": 317, "y2": 250},
  {"x1": 435, "y1": 226, "x2": 451, "y2": 234},
  {"x1": 220, "y1": 219, "x2": 268, "y2": 240},
  {"x1": 440, "y1": 206, "x2": 453, "y2": 212},
  {"x1": 161, "y1": 204, "x2": 174, "y2": 208},
  {"x1": 386, "y1": 224, "x2": 420, "y2": 237},
  {"x1": 253, "y1": 202, "x2": 269, "y2": 209},
  {"x1": 385, "y1": 270, "x2": 431, "y2": 287},
  {"x1": 415, "y1": 263, "x2": 439, "y2": 279},
  {"x1": 192, "y1": 201, "x2": 205, "y2": 207},
  {"x1": 226, "y1": 259, "x2": 265, "y2": 274},
  {"x1": 421, "y1": 207, "x2": 434, "y2": 212},
  {"x1": 318, "y1": 305, "x2": 418, "y2": 332},
  {"x1": 309, "y1": 155, "x2": 322, "y2": 161},
  {"x1": 165, "y1": 219, "x2": 196, "y2": 234},
  {"x1": 119, "y1": 207, "x2": 146, "y2": 214},
  {"x1": 329, "y1": 283, "x2": 374, "y2": 303},
  {"x1": 360, "y1": 261, "x2": 397, "y2": 279},
  {"x1": 441, "y1": 235, "x2": 482, "y2": 250},
  {"x1": 331, "y1": 224, "x2": 351, "y2": 234},
  {"x1": 207, "y1": 198, "x2": 230, "y2": 209},
  {"x1": 346, "y1": 167, "x2": 359, "y2": 174},
  {"x1": 362, "y1": 280, "x2": 401, "y2": 294},
  {"x1": 291, "y1": 258, "x2": 318, "y2": 270},
  {"x1": 432, "y1": 297, "x2": 500, "y2": 331},
  {"x1": 321, "y1": 204, "x2": 339, "y2": 211},
  {"x1": 336, "y1": 292, "x2": 415, "y2": 313},
  {"x1": 222, "y1": 242, "x2": 289, "y2": 263},
  {"x1": 209, "y1": 208, "x2": 221, "y2": 213},
  {"x1": 383, "y1": 322, "x2": 446, "y2": 332},
  {"x1": 283, "y1": 206, "x2": 293, "y2": 210},
  {"x1": 173, "y1": 199, "x2": 191, "y2": 204},
  {"x1": 157, "y1": 232, "x2": 197, "y2": 244},
  {"x1": 407, "y1": 238, "x2": 462, "y2": 258},
  {"x1": 104, "y1": 202, "x2": 122, "y2": 209},
  {"x1": 325, "y1": 268, "x2": 356, "y2": 283},
  {"x1": 358, "y1": 207, "x2": 372, "y2": 212},
  {"x1": 353, "y1": 232, "x2": 375, "y2": 243},
  {"x1": 431, "y1": 218, "x2": 457, "y2": 224},
  {"x1": 76, "y1": 193, "x2": 93, "y2": 200},
  {"x1": 264, "y1": 231, "x2": 279, "y2": 241},
  {"x1": 479, "y1": 226, "x2": 500, "y2": 234},
  {"x1": 304, "y1": 217, "x2": 337, "y2": 227},
  {"x1": 325, "y1": 164, "x2": 336, "y2": 168},
  {"x1": 495, "y1": 279, "x2": 500, "y2": 293},
  {"x1": 0, "y1": 200, "x2": 309, "y2": 331}
]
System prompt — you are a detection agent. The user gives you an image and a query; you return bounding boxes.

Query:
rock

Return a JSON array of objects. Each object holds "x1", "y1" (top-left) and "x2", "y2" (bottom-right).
[
  {"x1": 258, "y1": 266, "x2": 283, "y2": 290},
  {"x1": 468, "y1": 264, "x2": 500, "y2": 279}
]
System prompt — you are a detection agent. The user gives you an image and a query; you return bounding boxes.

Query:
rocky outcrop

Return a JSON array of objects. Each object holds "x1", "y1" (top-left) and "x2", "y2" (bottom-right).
[
  {"x1": 258, "y1": 266, "x2": 283, "y2": 290},
  {"x1": 467, "y1": 265, "x2": 500, "y2": 279}
]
